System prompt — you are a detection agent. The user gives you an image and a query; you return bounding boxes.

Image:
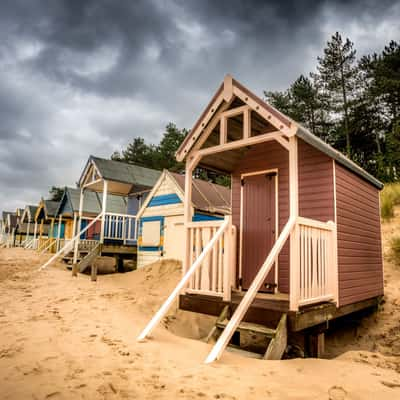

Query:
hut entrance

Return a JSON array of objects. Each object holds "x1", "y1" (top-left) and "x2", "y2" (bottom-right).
[{"x1": 241, "y1": 171, "x2": 277, "y2": 292}]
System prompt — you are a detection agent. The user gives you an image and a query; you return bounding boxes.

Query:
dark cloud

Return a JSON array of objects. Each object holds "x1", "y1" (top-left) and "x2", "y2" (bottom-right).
[{"x1": 0, "y1": 0, "x2": 399, "y2": 211}]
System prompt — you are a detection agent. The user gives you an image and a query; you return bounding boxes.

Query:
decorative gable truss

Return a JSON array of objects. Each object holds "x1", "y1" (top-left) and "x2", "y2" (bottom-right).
[
  {"x1": 176, "y1": 74, "x2": 298, "y2": 171},
  {"x1": 80, "y1": 159, "x2": 102, "y2": 188}
]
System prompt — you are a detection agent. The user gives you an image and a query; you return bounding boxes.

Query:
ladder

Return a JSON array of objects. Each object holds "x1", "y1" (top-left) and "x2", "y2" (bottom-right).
[{"x1": 206, "y1": 305, "x2": 287, "y2": 360}]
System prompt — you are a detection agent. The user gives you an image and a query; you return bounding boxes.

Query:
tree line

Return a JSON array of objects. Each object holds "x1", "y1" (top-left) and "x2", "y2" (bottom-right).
[{"x1": 265, "y1": 33, "x2": 399, "y2": 182}]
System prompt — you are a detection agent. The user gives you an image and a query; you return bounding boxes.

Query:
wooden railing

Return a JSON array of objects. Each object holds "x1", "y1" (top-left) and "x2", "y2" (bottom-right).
[
  {"x1": 186, "y1": 220, "x2": 236, "y2": 300},
  {"x1": 137, "y1": 216, "x2": 232, "y2": 342},
  {"x1": 294, "y1": 217, "x2": 337, "y2": 308},
  {"x1": 104, "y1": 212, "x2": 137, "y2": 242}
]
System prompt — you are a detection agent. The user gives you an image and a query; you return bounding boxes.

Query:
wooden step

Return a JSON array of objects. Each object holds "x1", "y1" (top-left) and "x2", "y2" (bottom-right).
[
  {"x1": 216, "y1": 320, "x2": 276, "y2": 338},
  {"x1": 226, "y1": 345, "x2": 263, "y2": 359}
]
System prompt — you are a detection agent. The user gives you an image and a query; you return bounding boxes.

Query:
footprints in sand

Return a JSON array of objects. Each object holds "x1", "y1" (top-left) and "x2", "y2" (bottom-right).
[{"x1": 328, "y1": 386, "x2": 347, "y2": 400}]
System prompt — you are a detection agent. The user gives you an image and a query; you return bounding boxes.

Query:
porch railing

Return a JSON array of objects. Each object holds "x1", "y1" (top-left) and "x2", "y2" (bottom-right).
[
  {"x1": 104, "y1": 212, "x2": 137, "y2": 242},
  {"x1": 295, "y1": 217, "x2": 337, "y2": 308},
  {"x1": 185, "y1": 220, "x2": 236, "y2": 300}
]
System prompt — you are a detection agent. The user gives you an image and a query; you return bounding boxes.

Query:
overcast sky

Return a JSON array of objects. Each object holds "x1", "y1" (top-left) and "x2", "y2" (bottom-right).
[{"x1": 1, "y1": 0, "x2": 399, "y2": 212}]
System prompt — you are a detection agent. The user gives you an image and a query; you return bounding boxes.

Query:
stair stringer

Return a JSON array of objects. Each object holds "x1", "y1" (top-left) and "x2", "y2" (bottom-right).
[
  {"x1": 204, "y1": 217, "x2": 295, "y2": 364},
  {"x1": 263, "y1": 313, "x2": 287, "y2": 360},
  {"x1": 78, "y1": 243, "x2": 102, "y2": 273}
]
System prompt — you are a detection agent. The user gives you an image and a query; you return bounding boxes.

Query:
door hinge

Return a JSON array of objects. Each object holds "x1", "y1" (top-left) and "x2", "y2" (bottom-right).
[{"x1": 237, "y1": 277, "x2": 243, "y2": 287}]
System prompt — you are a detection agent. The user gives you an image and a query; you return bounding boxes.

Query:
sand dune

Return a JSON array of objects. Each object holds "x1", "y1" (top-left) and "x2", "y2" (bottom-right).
[{"x1": 0, "y1": 210, "x2": 399, "y2": 399}]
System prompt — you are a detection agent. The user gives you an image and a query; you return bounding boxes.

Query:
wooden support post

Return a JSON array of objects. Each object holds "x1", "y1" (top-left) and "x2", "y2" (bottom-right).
[
  {"x1": 57, "y1": 214, "x2": 62, "y2": 252},
  {"x1": 27, "y1": 220, "x2": 31, "y2": 245},
  {"x1": 72, "y1": 188, "x2": 85, "y2": 276},
  {"x1": 307, "y1": 331, "x2": 325, "y2": 358},
  {"x1": 72, "y1": 212, "x2": 77, "y2": 240},
  {"x1": 183, "y1": 158, "x2": 195, "y2": 276},
  {"x1": 33, "y1": 221, "x2": 37, "y2": 242},
  {"x1": 100, "y1": 180, "x2": 108, "y2": 244},
  {"x1": 91, "y1": 262, "x2": 98, "y2": 282},
  {"x1": 289, "y1": 135, "x2": 299, "y2": 311}
]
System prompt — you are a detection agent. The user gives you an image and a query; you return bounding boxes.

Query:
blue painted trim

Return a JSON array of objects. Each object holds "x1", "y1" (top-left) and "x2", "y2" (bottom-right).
[
  {"x1": 139, "y1": 246, "x2": 162, "y2": 252},
  {"x1": 192, "y1": 213, "x2": 224, "y2": 222},
  {"x1": 148, "y1": 193, "x2": 182, "y2": 207}
]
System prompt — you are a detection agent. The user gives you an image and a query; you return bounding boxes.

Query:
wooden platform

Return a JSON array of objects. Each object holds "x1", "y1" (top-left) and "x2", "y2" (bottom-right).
[
  {"x1": 101, "y1": 244, "x2": 137, "y2": 256},
  {"x1": 179, "y1": 292, "x2": 381, "y2": 332}
]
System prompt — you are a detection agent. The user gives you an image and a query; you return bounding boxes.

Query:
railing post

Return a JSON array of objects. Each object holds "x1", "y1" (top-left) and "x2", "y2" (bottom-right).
[
  {"x1": 72, "y1": 188, "x2": 85, "y2": 276},
  {"x1": 57, "y1": 214, "x2": 62, "y2": 252},
  {"x1": 100, "y1": 180, "x2": 108, "y2": 244},
  {"x1": 223, "y1": 215, "x2": 232, "y2": 301},
  {"x1": 328, "y1": 220, "x2": 338, "y2": 306},
  {"x1": 289, "y1": 136, "x2": 299, "y2": 311}
]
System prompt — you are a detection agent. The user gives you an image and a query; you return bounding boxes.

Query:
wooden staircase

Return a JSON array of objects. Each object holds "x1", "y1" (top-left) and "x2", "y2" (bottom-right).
[
  {"x1": 206, "y1": 305, "x2": 287, "y2": 360},
  {"x1": 76, "y1": 243, "x2": 102, "y2": 273}
]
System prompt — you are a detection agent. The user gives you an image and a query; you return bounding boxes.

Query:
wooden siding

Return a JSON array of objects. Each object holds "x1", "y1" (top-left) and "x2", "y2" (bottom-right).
[
  {"x1": 298, "y1": 140, "x2": 335, "y2": 222},
  {"x1": 335, "y1": 163, "x2": 383, "y2": 306},
  {"x1": 232, "y1": 141, "x2": 290, "y2": 293}
]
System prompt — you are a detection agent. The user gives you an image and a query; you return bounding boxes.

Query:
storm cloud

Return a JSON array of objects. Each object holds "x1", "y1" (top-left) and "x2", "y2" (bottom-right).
[{"x1": 0, "y1": 0, "x2": 399, "y2": 211}]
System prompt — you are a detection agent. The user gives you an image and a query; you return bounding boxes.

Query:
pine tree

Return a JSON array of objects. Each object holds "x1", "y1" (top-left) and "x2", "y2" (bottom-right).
[{"x1": 316, "y1": 32, "x2": 358, "y2": 156}]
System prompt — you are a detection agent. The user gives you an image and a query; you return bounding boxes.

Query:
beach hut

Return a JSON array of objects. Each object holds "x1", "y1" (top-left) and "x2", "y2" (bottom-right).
[
  {"x1": 40, "y1": 156, "x2": 161, "y2": 276},
  {"x1": 139, "y1": 75, "x2": 384, "y2": 362},
  {"x1": 136, "y1": 170, "x2": 230, "y2": 268},
  {"x1": 34, "y1": 199, "x2": 59, "y2": 252},
  {"x1": 19, "y1": 205, "x2": 38, "y2": 248},
  {"x1": 1, "y1": 211, "x2": 17, "y2": 247},
  {"x1": 54, "y1": 186, "x2": 132, "y2": 256}
]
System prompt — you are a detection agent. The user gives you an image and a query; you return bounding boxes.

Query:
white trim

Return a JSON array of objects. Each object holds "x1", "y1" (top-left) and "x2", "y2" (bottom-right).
[
  {"x1": 196, "y1": 131, "x2": 282, "y2": 157},
  {"x1": 239, "y1": 169, "x2": 279, "y2": 291}
]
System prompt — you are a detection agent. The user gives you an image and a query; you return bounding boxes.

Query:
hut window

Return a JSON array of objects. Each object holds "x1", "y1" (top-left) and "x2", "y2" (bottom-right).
[{"x1": 141, "y1": 220, "x2": 161, "y2": 247}]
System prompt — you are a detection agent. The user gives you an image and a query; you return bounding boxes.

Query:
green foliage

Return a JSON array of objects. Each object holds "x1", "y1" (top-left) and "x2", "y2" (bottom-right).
[
  {"x1": 390, "y1": 236, "x2": 400, "y2": 266},
  {"x1": 380, "y1": 183, "x2": 400, "y2": 220},
  {"x1": 111, "y1": 123, "x2": 187, "y2": 172},
  {"x1": 264, "y1": 34, "x2": 400, "y2": 183},
  {"x1": 49, "y1": 186, "x2": 64, "y2": 202}
]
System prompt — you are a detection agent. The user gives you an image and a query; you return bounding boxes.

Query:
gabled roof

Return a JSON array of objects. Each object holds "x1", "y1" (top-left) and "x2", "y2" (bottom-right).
[
  {"x1": 56, "y1": 187, "x2": 128, "y2": 216},
  {"x1": 79, "y1": 156, "x2": 161, "y2": 189},
  {"x1": 171, "y1": 172, "x2": 231, "y2": 214},
  {"x1": 138, "y1": 169, "x2": 231, "y2": 217},
  {"x1": 44, "y1": 200, "x2": 60, "y2": 218},
  {"x1": 175, "y1": 75, "x2": 383, "y2": 190},
  {"x1": 21, "y1": 205, "x2": 38, "y2": 223}
]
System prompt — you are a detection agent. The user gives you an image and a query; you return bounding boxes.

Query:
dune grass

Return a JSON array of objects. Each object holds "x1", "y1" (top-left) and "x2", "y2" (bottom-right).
[
  {"x1": 380, "y1": 183, "x2": 400, "y2": 220},
  {"x1": 390, "y1": 236, "x2": 400, "y2": 266}
]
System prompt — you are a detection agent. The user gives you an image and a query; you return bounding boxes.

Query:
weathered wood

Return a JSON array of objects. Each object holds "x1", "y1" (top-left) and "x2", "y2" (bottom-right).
[
  {"x1": 79, "y1": 243, "x2": 102, "y2": 273},
  {"x1": 264, "y1": 314, "x2": 287, "y2": 360},
  {"x1": 91, "y1": 262, "x2": 98, "y2": 282},
  {"x1": 217, "y1": 320, "x2": 276, "y2": 338},
  {"x1": 307, "y1": 331, "x2": 325, "y2": 358}
]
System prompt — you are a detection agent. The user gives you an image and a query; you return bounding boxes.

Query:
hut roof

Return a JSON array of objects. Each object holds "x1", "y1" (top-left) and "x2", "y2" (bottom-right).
[
  {"x1": 56, "y1": 187, "x2": 128, "y2": 216},
  {"x1": 171, "y1": 172, "x2": 231, "y2": 214},
  {"x1": 175, "y1": 75, "x2": 383, "y2": 190},
  {"x1": 88, "y1": 156, "x2": 161, "y2": 188}
]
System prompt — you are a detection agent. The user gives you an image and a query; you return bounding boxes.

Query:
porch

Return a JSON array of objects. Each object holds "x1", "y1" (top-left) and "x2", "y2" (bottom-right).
[{"x1": 180, "y1": 215, "x2": 338, "y2": 313}]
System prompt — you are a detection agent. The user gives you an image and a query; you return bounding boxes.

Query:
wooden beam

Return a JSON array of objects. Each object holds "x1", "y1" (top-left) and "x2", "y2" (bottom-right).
[
  {"x1": 197, "y1": 131, "x2": 282, "y2": 157},
  {"x1": 100, "y1": 180, "x2": 108, "y2": 244},
  {"x1": 221, "y1": 105, "x2": 250, "y2": 119},
  {"x1": 72, "y1": 188, "x2": 84, "y2": 276},
  {"x1": 243, "y1": 107, "x2": 251, "y2": 139},
  {"x1": 220, "y1": 116, "x2": 227, "y2": 145},
  {"x1": 223, "y1": 74, "x2": 233, "y2": 102}
]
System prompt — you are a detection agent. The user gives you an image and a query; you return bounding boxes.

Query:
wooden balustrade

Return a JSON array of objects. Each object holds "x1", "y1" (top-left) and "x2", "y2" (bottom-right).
[
  {"x1": 185, "y1": 219, "x2": 236, "y2": 301},
  {"x1": 296, "y1": 217, "x2": 337, "y2": 307},
  {"x1": 104, "y1": 213, "x2": 137, "y2": 242}
]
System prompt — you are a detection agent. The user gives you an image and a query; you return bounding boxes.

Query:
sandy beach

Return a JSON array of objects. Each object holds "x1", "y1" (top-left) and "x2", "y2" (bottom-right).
[{"x1": 0, "y1": 213, "x2": 399, "y2": 399}]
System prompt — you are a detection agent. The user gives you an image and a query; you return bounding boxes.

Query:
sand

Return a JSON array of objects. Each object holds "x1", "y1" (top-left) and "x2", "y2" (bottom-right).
[{"x1": 0, "y1": 211, "x2": 399, "y2": 399}]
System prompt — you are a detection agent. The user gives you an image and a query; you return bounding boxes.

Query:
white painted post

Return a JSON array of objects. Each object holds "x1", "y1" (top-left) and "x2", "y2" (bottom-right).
[
  {"x1": 289, "y1": 135, "x2": 300, "y2": 311},
  {"x1": 57, "y1": 214, "x2": 62, "y2": 252},
  {"x1": 26, "y1": 220, "x2": 31, "y2": 246},
  {"x1": 72, "y1": 212, "x2": 77, "y2": 239},
  {"x1": 100, "y1": 180, "x2": 108, "y2": 244},
  {"x1": 73, "y1": 188, "x2": 85, "y2": 267}
]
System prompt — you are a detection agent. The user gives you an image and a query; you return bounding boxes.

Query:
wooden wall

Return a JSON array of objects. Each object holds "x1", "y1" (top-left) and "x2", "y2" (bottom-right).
[
  {"x1": 335, "y1": 163, "x2": 384, "y2": 306},
  {"x1": 298, "y1": 140, "x2": 335, "y2": 222},
  {"x1": 232, "y1": 141, "x2": 290, "y2": 293}
]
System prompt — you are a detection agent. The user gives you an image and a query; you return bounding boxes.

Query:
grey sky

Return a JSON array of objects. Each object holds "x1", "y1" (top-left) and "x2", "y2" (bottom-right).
[{"x1": 1, "y1": 0, "x2": 399, "y2": 212}]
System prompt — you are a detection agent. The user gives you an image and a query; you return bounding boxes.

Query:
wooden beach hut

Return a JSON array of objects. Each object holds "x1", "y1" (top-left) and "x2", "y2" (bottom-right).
[
  {"x1": 40, "y1": 156, "x2": 161, "y2": 277},
  {"x1": 19, "y1": 205, "x2": 38, "y2": 248},
  {"x1": 138, "y1": 75, "x2": 384, "y2": 362},
  {"x1": 54, "y1": 186, "x2": 133, "y2": 258},
  {"x1": 34, "y1": 199, "x2": 59, "y2": 253},
  {"x1": 136, "y1": 170, "x2": 230, "y2": 268},
  {"x1": 1, "y1": 211, "x2": 17, "y2": 247}
]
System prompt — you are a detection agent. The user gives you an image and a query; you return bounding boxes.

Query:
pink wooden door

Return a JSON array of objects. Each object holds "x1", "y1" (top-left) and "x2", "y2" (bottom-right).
[{"x1": 241, "y1": 173, "x2": 276, "y2": 291}]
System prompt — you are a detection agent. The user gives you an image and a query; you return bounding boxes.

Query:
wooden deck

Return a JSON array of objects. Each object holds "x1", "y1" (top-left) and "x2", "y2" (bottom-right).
[{"x1": 179, "y1": 292, "x2": 381, "y2": 332}]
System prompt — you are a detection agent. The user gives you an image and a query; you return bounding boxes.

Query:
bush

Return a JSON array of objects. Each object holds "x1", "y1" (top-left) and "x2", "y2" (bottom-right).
[
  {"x1": 390, "y1": 236, "x2": 400, "y2": 266},
  {"x1": 380, "y1": 183, "x2": 400, "y2": 220}
]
